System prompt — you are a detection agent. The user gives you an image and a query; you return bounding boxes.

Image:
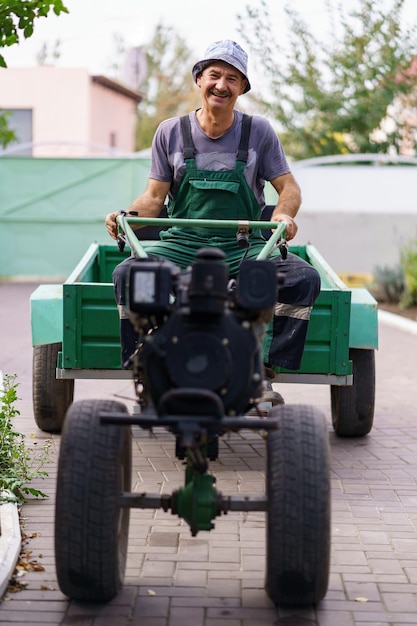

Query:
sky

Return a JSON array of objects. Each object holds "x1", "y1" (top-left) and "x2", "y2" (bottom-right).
[
  {"x1": 3, "y1": 0, "x2": 417, "y2": 93},
  {"x1": 3, "y1": 0, "x2": 328, "y2": 92}
]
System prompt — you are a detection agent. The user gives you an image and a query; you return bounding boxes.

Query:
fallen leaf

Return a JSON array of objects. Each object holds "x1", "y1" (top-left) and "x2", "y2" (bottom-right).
[
  {"x1": 21, "y1": 532, "x2": 39, "y2": 541},
  {"x1": 355, "y1": 597, "x2": 369, "y2": 603},
  {"x1": 31, "y1": 564, "x2": 45, "y2": 572},
  {"x1": 8, "y1": 580, "x2": 28, "y2": 593}
]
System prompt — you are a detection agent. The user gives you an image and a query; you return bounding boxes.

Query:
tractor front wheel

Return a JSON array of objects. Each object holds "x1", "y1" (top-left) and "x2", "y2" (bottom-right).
[
  {"x1": 55, "y1": 399, "x2": 131, "y2": 602},
  {"x1": 265, "y1": 404, "x2": 331, "y2": 606}
]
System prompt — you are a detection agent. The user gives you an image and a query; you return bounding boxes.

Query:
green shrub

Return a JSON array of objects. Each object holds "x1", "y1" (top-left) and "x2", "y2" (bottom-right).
[
  {"x1": 0, "y1": 374, "x2": 51, "y2": 504},
  {"x1": 400, "y1": 239, "x2": 417, "y2": 307},
  {"x1": 372, "y1": 264, "x2": 405, "y2": 303}
]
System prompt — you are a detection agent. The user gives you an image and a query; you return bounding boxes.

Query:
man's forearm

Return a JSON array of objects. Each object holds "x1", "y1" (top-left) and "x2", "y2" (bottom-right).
[
  {"x1": 271, "y1": 179, "x2": 302, "y2": 220},
  {"x1": 126, "y1": 195, "x2": 164, "y2": 219}
]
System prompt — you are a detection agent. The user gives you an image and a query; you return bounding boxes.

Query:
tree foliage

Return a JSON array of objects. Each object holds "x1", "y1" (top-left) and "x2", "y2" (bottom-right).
[
  {"x1": 135, "y1": 22, "x2": 201, "y2": 151},
  {"x1": 0, "y1": 0, "x2": 68, "y2": 67},
  {"x1": 0, "y1": 110, "x2": 16, "y2": 148},
  {"x1": 238, "y1": 0, "x2": 417, "y2": 159},
  {"x1": 36, "y1": 37, "x2": 61, "y2": 65}
]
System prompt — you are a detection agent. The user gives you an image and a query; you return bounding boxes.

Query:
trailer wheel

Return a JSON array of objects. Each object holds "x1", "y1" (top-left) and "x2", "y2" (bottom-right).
[
  {"x1": 55, "y1": 399, "x2": 131, "y2": 602},
  {"x1": 265, "y1": 404, "x2": 331, "y2": 607},
  {"x1": 331, "y1": 348, "x2": 375, "y2": 437},
  {"x1": 32, "y1": 343, "x2": 74, "y2": 433}
]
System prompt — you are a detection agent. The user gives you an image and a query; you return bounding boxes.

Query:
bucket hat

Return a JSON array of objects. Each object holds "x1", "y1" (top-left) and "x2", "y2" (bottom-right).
[{"x1": 192, "y1": 40, "x2": 251, "y2": 93}]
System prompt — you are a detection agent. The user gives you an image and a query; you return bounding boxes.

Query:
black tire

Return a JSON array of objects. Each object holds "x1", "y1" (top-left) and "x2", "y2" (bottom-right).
[
  {"x1": 32, "y1": 343, "x2": 74, "y2": 432},
  {"x1": 55, "y1": 399, "x2": 132, "y2": 602},
  {"x1": 331, "y1": 348, "x2": 375, "y2": 437},
  {"x1": 265, "y1": 404, "x2": 331, "y2": 607}
]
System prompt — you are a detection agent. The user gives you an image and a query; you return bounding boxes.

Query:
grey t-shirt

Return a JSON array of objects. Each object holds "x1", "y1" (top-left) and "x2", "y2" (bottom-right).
[{"x1": 149, "y1": 109, "x2": 291, "y2": 209}]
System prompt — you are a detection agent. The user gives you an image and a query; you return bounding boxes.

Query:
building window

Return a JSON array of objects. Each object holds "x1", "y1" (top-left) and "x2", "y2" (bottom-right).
[
  {"x1": 0, "y1": 109, "x2": 33, "y2": 156},
  {"x1": 110, "y1": 132, "x2": 117, "y2": 148}
]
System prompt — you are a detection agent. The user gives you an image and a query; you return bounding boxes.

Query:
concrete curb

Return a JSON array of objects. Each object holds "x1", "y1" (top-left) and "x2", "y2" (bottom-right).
[
  {"x1": 378, "y1": 309, "x2": 417, "y2": 335},
  {"x1": 0, "y1": 499, "x2": 21, "y2": 599}
]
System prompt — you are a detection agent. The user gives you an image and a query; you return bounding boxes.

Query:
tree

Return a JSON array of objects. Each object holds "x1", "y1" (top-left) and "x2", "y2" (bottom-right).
[
  {"x1": 238, "y1": 0, "x2": 417, "y2": 159},
  {"x1": 0, "y1": 0, "x2": 68, "y2": 148},
  {"x1": 0, "y1": 0, "x2": 68, "y2": 67},
  {"x1": 36, "y1": 38, "x2": 61, "y2": 65},
  {"x1": 106, "y1": 32, "x2": 126, "y2": 80},
  {"x1": 135, "y1": 22, "x2": 201, "y2": 151}
]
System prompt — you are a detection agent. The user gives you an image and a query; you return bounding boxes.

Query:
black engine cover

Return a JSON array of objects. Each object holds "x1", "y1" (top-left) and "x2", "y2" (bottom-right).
[{"x1": 141, "y1": 309, "x2": 263, "y2": 417}]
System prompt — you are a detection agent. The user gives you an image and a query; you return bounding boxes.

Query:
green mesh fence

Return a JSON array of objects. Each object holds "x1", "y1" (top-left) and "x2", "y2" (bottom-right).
[{"x1": 0, "y1": 157, "x2": 151, "y2": 278}]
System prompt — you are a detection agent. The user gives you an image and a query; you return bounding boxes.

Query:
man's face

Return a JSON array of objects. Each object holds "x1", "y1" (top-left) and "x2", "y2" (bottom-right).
[{"x1": 197, "y1": 61, "x2": 248, "y2": 111}]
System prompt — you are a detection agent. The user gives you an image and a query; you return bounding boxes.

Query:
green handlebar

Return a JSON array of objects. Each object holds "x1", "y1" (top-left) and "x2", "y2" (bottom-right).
[{"x1": 116, "y1": 215, "x2": 287, "y2": 261}]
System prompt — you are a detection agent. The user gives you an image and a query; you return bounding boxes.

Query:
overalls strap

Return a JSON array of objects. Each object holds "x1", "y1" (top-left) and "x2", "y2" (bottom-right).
[
  {"x1": 180, "y1": 115, "x2": 196, "y2": 161},
  {"x1": 236, "y1": 114, "x2": 252, "y2": 162}
]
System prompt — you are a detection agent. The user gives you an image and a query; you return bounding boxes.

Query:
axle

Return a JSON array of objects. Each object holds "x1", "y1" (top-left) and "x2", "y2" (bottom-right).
[{"x1": 119, "y1": 490, "x2": 267, "y2": 536}]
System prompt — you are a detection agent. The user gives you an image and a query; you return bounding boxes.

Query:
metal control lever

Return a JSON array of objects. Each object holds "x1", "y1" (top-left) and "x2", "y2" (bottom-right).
[
  {"x1": 278, "y1": 240, "x2": 288, "y2": 259},
  {"x1": 236, "y1": 225, "x2": 250, "y2": 248}
]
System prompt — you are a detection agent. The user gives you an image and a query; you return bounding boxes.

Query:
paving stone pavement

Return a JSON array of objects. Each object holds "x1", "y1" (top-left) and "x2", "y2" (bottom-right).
[{"x1": 1, "y1": 282, "x2": 417, "y2": 625}]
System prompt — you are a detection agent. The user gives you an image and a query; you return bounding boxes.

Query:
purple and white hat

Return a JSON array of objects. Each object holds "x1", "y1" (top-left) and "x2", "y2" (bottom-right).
[{"x1": 192, "y1": 40, "x2": 251, "y2": 93}]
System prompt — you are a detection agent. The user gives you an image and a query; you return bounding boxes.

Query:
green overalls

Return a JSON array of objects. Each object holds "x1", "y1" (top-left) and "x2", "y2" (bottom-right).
[{"x1": 141, "y1": 113, "x2": 281, "y2": 274}]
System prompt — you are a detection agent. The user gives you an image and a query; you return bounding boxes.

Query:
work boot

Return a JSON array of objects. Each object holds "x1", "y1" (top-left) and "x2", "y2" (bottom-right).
[
  {"x1": 261, "y1": 379, "x2": 285, "y2": 406},
  {"x1": 247, "y1": 379, "x2": 284, "y2": 416}
]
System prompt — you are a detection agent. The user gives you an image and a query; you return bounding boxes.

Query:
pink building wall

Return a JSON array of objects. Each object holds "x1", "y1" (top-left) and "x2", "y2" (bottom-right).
[
  {"x1": 90, "y1": 80, "x2": 137, "y2": 153},
  {"x1": 0, "y1": 67, "x2": 140, "y2": 157}
]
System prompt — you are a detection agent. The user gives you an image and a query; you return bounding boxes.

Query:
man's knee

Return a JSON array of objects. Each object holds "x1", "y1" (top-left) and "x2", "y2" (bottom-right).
[
  {"x1": 275, "y1": 254, "x2": 321, "y2": 303},
  {"x1": 112, "y1": 257, "x2": 135, "y2": 305},
  {"x1": 301, "y1": 264, "x2": 321, "y2": 299}
]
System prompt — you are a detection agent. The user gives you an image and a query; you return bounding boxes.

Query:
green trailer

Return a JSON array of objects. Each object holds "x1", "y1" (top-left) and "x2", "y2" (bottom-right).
[
  {"x1": 29, "y1": 218, "x2": 378, "y2": 608},
  {"x1": 30, "y1": 229, "x2": 377, "y2": 437}
]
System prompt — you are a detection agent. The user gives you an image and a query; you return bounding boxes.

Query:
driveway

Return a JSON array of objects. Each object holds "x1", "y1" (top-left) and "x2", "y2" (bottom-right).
[{"x1": 0, "y1": 282, "x2": 417, "y2": 625}]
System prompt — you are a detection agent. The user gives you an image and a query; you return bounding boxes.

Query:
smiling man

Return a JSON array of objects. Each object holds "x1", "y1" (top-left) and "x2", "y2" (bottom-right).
[{"x1": 105, "y1": 40, "x2": 320, "y2": 389}]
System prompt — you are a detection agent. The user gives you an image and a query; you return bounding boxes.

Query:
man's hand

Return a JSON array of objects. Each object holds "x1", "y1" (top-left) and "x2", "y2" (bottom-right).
[
  {"x1": 271, "y1": 212, "x2": 298, "y2": 241},
  {"x1": 104, "y1": 180, "x2": 170, "y2": 240},
  {"x1": 105, "y1": 211, "x2": 119, "y2": 240}
]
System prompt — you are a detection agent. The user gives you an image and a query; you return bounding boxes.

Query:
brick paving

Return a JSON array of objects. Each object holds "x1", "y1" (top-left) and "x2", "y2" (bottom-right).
[{"x1": 1, "y1": 282, "x2": 417, "y2": 625}]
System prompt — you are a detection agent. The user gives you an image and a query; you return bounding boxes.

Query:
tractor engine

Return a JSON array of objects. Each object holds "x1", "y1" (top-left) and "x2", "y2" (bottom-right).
[{"x1": 127, "y1": 247, "x2": 277, "y2": 417}]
